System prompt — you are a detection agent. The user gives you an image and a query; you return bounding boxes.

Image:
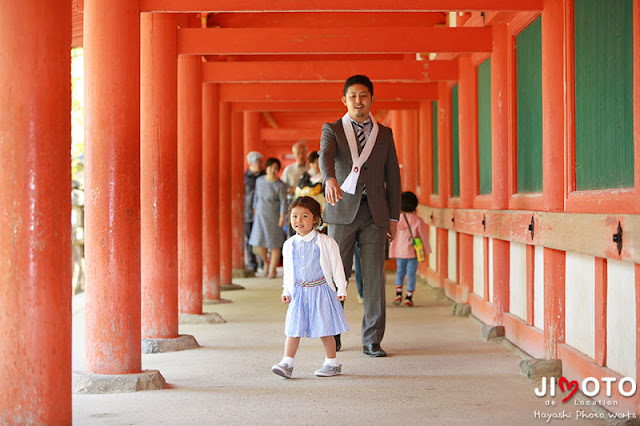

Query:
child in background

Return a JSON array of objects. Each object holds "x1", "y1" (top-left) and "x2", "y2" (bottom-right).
[
  {"x1": 388, "y1": 191, "x2": 430, "y2": 307},
  {"x1": 272, "y1": 197, "x2": 349, "y2": 378}
]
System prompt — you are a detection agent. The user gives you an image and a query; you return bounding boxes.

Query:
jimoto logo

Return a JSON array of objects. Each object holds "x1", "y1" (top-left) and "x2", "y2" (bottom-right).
[{"x1": 535, "y1": 376, "x2": 637, "y2": 402}]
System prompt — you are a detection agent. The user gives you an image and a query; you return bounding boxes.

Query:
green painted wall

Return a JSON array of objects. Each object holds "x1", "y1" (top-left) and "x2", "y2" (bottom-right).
[
  {"x1": 452, "y1": 84, "x2": 460, "y2": 197},
  {"x1": 478, "y1": 59, "x2": 492, "y2": 195},
  {"x1": 575, "y1": 0, "x2": 633, "y2": 190},
  {"x1": 433, "y1": 100, "x2": 438, "y2": 194},
  {"x1": 516, "y1": 16, "x2": 543, "y2": 193}
]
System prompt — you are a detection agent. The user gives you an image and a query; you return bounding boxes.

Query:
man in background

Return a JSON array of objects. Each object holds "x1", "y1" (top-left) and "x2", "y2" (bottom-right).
[
  {"x1": 244, "y1": 151, "x2": 264, "y2": 273},
  {"x1": 280, "y1": 141, "x2": 308, "y2": 196}
]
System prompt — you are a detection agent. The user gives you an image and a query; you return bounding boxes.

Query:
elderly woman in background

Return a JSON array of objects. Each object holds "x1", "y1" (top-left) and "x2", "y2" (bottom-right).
[{"x1": 249, "y1": 157, "x2": 288, "y2": 278}]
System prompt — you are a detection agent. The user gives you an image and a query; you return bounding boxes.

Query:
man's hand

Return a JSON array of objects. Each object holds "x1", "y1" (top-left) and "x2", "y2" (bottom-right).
[
  {"x1": 387, "y1": 221, "x2": 398, "y2": 241},
  {"x1": 324, "y1": 178, "x2": 342, "y2": 206},
  {"x1": 278, "y1": 214, "x2": 285, "y2": 228}
]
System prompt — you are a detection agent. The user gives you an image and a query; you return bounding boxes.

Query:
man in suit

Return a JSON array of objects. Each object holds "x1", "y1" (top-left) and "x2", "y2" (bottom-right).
[{"x1": 319, "y1": 75, "x2": 401, "y2": 357}]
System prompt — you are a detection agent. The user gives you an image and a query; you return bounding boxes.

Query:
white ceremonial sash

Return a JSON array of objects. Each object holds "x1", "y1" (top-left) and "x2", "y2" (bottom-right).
[{"x1": 339, "y1": 112, "x2": 379, "y2": 194}]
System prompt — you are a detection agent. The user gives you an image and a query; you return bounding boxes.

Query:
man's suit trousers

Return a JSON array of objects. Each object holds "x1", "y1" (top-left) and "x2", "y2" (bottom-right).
[{"x1": 328, "y1": 200, "x2": 386, "y2": 346}]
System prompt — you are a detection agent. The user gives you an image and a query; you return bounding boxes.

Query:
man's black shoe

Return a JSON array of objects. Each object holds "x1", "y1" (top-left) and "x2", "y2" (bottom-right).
[
  {"x1": 334, "y1": 334, "x2": 341, "y2": 352},
  {"x1": 363, "y1": 343, "x2": 387, "y2": 357}
]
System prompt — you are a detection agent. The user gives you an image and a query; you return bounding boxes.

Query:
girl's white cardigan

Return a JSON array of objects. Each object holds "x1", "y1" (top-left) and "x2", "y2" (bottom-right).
[{"x1": 282, "y1": 230, "x2": 348, "y2": 298}]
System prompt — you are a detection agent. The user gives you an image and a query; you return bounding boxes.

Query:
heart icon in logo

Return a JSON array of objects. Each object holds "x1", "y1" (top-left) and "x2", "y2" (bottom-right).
[{"x1": 559, "y1": 376, "x2": 578, "y2": 402}]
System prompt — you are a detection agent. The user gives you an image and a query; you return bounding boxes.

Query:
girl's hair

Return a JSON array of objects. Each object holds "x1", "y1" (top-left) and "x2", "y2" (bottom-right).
[
  {"x1": 307, "y1": 151, "x2": 320, "y2": 163},
  {"x1": 264, "y1": 157, "x2": 281, "y2": 171},
  {"x1": 288, "y1": 196, "x2": 323, "y2": 227},
  {"x1": 401, "y1": 191, "x2": 419, "y2": 212}
]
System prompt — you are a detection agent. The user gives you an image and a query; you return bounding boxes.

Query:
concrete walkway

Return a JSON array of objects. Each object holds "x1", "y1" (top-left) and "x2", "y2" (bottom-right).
[{"x1": 72, "y1": 276, "x2": 607, "y2": 425}]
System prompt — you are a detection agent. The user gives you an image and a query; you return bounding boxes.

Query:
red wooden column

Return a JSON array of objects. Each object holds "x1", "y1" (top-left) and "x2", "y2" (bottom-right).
[
  {"x1": 141, "y1": 12, "x2": 179, "y2": 340},
  {"x1": 243, "y1": 111, "x2": 262, "y2": 157},
  {"x1": 491, "y1": 24, "x2": 511, "y2": 326},
  {"x1": 435, "y1": 82, "x2": 452, "y2": 289},
  {"x1": 0, "y1": 1, "x2": 71, "y2": 422},
  {"x1": 457, "y1": 56, "x2": 477, "y2": 303},
  {"x1": 542, "y1": 0, "x2": 567, "y2": 358},
  {"x1": 542, "y1": 0, "x2": 566, "y2": 213},
  {"x1": 458, "y1": 56, "x2": 477, "y2": 209},
  {"x1": 84, "y1": 0, "x2": 142, "y2": 374},
  {"x1": 178, "y1": 54, "x2": 203, "y2": 312},
  {"x1": 417, "y1": 101, "x2": 433, "y2": 280},
  {"x1": 82, "y1": 0, "x2": 163, "y2": 391},
  {"x1": 219, "y1": 102, "x2": 233, "y2": 286},
  {"x1": 418, "y1": 101, "x2": 434, "y2": 202},
  {"x1": 437, "y1": 82, "x2": 451, "y2": 207},
  {"x1": 544, "y1": 248, "x2": 565, "y2": 359},
  {"x1": 402, "y1": 109, "x2": 418, "y2": 193},
  {"x1": 390, "y1": 110, "x2": 404, "y2": 185},
  {"x1": 231, "y1": 112, "x2": 245, "y2": 273},
  {"x1": 203, "y1": 84, "x2": 221, "y2": 300}
]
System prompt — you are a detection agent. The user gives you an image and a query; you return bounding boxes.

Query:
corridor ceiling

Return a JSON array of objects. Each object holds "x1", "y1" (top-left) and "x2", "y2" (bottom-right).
[{"x1": 71, "y1": 0, "x2": 542, "y2": 139}]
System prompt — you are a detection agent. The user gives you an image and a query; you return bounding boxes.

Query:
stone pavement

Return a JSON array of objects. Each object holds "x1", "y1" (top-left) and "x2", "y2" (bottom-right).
[{"x1": 72, "y1": 275, "x2": 609, "y2": 425}]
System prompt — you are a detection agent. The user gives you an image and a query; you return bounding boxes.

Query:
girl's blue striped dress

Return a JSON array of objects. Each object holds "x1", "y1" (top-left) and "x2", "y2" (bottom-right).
[{"x1": 284, "y1": 233, "x2": 349, "y2": 338}]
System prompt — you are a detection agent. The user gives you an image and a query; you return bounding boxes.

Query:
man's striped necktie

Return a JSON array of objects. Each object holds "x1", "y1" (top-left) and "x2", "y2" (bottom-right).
[
  {"x1": 354, "y1": 122, "x2": 367, "y2": 195},
  {"x1": 355, "y1": 122, "x2": 366, "y2": 150}
]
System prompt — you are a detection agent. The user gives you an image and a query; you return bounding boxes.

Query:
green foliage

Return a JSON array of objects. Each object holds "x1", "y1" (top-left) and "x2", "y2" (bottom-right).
[{"x1": 71, "y1": 48, "x2": 84, "y2": 180}]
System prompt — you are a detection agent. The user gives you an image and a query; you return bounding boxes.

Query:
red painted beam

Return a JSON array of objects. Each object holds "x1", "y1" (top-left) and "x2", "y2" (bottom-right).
[
  {"x1": 210, "y1": 54, "x2": 410, "y2": 62},
  {"x1": 142, "y1": 0, "x2": 543, "y2": 12},
  {"x1": 261, "y1": 127, "x2": 322, "y2": 141},
  {"x1": 202, "y1": 60, "x2": 458, "y2": 83},
  {"x1": 230, "y1": 101, "x2": 420, "y2": 112},
  {"x1": 208, "y1": 12, "x2": 446, "y2": 28},
  {"x1": 219, "y1": 82, "x2": 438, "y2": 102},
  {"x1": 178, "y1": 27, "x2": 492, "y2": 55}
]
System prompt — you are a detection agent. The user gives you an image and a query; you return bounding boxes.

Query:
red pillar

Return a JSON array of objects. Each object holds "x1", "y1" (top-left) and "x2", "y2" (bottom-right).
[
  {"x1": 542, "y1": 0, "x2": 567, "y2": 358},
  {"x1": 232, "y1": 112, "x2": 245, "y2": 272},
  {"x1": 458, "y1": 56, "x2": 477, "y2": 209},
  {"x1": 491, "y1": 24, "x2": 510, "y2": 211},
  {"x1": 0, "y1": 1, "x2": 71, "y2": 422},
  {"x1": 437, "y1": 82, "x2": 451, "y2": 206},
  {"x1": 544, "y1": 248, "x2": 565, "y2": 358},
  {"x1": 243, "y1": 111, "x2": 262, "y2": 157},
  {"x1": 141, "y1": 12, "x2": 179, "y2": 339},
  {"x1": 84, "y1": 0, "x2": 141, "y2": 374},
  {"x1": 418, "y1": 101, "x2": 433, "y2": 202},
  {"x1": 542, "y1": 0, "x2": 566, "y2": 213},
  {"x1": 219, "y1": 102, "x2": 233, "y2": 286},
  {"x1": 491, "y1": 24, "x2": 511, "y2": 326},
  {"x1": 178, "y1": 54, "x2": 203, "y2": 313},
  {"x1": 435, "y1": 82, "x2": 452, "y2": 289},
  {"x1": 203, "y1": 84, "x2": 221, "y2": 299},
  {"x1": 390, "y1": 110, "x2": 404, "y2": 185},
  {"x1": 458, "y1": 56, "x2": 477, "y2": 302},
  {"x1": 402, "y1": 109, "x2": 418, "y2": 193},
  {"x1": 436, "y1": 229, "x2": 448, "y2": 289}
]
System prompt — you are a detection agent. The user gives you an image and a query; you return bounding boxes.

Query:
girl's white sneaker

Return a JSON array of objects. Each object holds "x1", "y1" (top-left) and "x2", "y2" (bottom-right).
[
  {"x1": 314, "y1": 364, "x2": 342, "y2": 377},
  {"x1": 271, "y1": 362, "x2": 293, "y2": 378}
]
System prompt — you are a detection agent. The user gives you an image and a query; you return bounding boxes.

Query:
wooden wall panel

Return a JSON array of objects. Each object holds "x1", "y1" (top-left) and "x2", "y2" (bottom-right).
[{"x1": 515, "y1": 16, "x2": 543, "y2": 193}]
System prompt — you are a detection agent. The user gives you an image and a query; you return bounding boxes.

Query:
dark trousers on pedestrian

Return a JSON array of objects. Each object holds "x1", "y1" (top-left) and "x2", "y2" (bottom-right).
[
  {"x1": 245, "y1": 222, "x2": 258, "y2": 271},
  {"x1": 328, "y1": 201, "x2": 387, "y2": 346}
]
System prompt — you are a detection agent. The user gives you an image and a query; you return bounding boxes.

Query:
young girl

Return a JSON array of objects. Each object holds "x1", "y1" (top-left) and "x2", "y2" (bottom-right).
[
  {"x1": 271, "y1": 196, "x2": 349, "y2": 378},
  {"x1": 388, "y1": 191, "x2": 430, "y2": 307}
]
